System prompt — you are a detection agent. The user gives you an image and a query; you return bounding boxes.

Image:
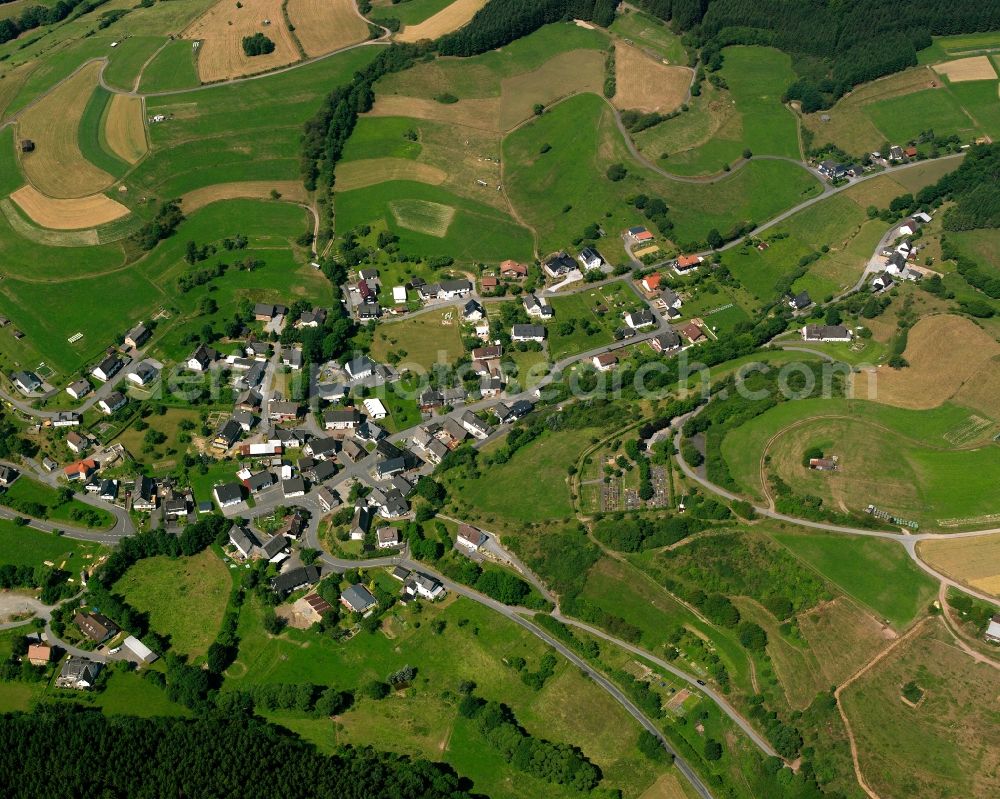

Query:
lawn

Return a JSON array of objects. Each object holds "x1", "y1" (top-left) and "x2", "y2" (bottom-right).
[
  {"x1": 371, "y1": 308, "x2": 466, "y2": 370},
  {"x1": 546, "y1": 281, "x2": 645, "y2": 360},
  {"x1": 0, "y1": 477, "x2": 114, "y2": 529},
  {"x1": 113, "y1": 549, "x2": 232, "y2": 658},
  {"x1": 767, "y1": 526, "x2": 937, "y2": 628},
  {"x1": 0, "y1": 517, "x2": 103, "y2": 570},
  {"x1": 187, "y1": 460, "x2": 241, "y2": 507},
  {"x1": 720, "y1": 397, "x2": 1000, "y2": 529},
  {"x1": 448, "y1": 426, "x2": 601, "y2": 523},
  {"x1": 114, "y1": 408, "x2": 201, "y2": 471},
  {"x1": 90, "y1": 669, "x2": 190, "y2": 717},
  {"x1": 228, "y1": 594, "x2": 663, "y2": 799}
]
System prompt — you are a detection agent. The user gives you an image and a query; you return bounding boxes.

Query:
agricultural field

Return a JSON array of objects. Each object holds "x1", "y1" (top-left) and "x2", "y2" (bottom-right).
[
  {"x1": 370, "y1": 0, "x2": 455, "y2": 26},
  {"x1": 137, "y1": 39, "x2": 202, "y2": 93},
  {"x1": 105, "y1": 94, "x2": 149, "y2": 165},
  {"x1": 918, "y1": 534, "x2": 1000, "y2": 598},
  {"x1": 286, "y1": 0, "x2": 370, "y2": 58},
  {"x1": 609, "y1": 6, "x2": 687, "y2": 65},
  {"x1": 721, "y1": 396, "x2": 1000, "y2": 530},
  {"x1": 228, "y1": 594, "x2": 666, "y2": 799},
  {"x1": 9, "y1": 186, "x2": 130, "y2": 231},
  {"x1": 613, "y1": 42, "x2": 691, "y2": 115},
  {"x1": 395, "y1": 0, "x2": 489, "y2": 43},
  {"x1": 841, "y1": 620, "x2": 1000, "y2": 799},
  {"x1": 768, "y1": 526, "x2": 937, "y2": 628},
  {"x1": 113, "y1": 548, "x2": 231, "y2": 658},
  {"x1": 635, "y1": 46, "x2": 801, "y2": 175}
]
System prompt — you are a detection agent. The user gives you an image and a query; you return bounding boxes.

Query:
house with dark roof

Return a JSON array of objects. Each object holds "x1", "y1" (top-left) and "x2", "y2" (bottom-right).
[
  {"x1": 438, "y1": 279, "x2": 473, "y2": 299},
  {"x1": 66, "y1": 379, "x2": 91, "y2": 400},
  {"x1": 244, "y1": 470, "x2": 276, "y2": 495},
  {"x1": 305, "y1": 436, "x2": 339, "y2": 461},
  {"x1": 511, "y1": 324, "x2": 546, "y2": 342},
  {"x1": 75, "y1": 611, "x2": 117, "y2": 643},
  {"x1": 124, "y1": 322, "x2": 150, "y2": 349},
  {"x1": 271, "y1": 565, "x2": 320, "y2": 597},
  {"x1": 92, "y1": 354, "x2": 123, "y2": 382},
  {"x1": 457, "y1": 524, "x2": 488, "y2": 551},
  {"x1": 788, "y1": 291, "x2": 812, "y2": 311},
  {"x1": 12, "y1": 371, "x2": 41, "y2": 394},
  {"x1": 460, "y1": 411, "x2": 492, "y2": 440},
  {"x1": 57, "y1": 657, "x2": 102, "y2": 690},
  {"x1": 260, "y1": 533, "x2": 288, "y2": 561},
  {"x1": 214, "y1": 482, "x2": 244, "y2": 508},
  {"x1": 282, "y1": 477, "x2": 306, "y2": 498},
  {"x1": 340, "y1": 583, "x2": 377, "y2": 613},
  {"x1": 345, "y1": 356, "x2": 376, "y2": 380},
  {"x1": 462, "y1": 298, "x2": 485, "y2": 321},
  {"x1": 98, "y1": 392, "x2": 127, "y2": 415},
  {"x1": 523, "y1": 293, "x2": 554, "y2": 318},
  {"x1": 625, "y1": 309, "x2": 656, "y2": 329},
  {"x1": 187, "y1": 344, "x2": 217, "y2": 372},
  {"x1": 213, "y1": 419, "x2": 242, "y2": 450},
  {"x1": 324, "y1": 409, "x2": 362, "y2": 431},
  {"x1": 801, "y1": 325, "x2": 852, "y2": 343},
  {"x1": 543, "y1": 252, "x2": 577, "y2": 278},
  {"x1": 650, "y1": 329, "x2": 681, "y2": 353},
  {"x1": 228, "y1": 525, "x2": 259, "y2": 559},
  {"x1": 578, "y1": 247, "x2": 604, "y2": 271}
]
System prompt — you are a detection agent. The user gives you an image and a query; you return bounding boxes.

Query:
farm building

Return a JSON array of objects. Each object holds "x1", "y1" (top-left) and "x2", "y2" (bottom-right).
[{"x1": 801, "y1": 325, "x2": 852, "y2": 343}]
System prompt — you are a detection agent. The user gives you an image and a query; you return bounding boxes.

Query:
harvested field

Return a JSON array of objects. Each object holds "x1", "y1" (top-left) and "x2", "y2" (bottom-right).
[
  {"x1": 853, "y1": 314, "x2": 1000, "y2": 409},
  {"x1": 613, "y1": 42, "x2": 691, "y2": 114},
  {"x1": 638, "y1": 772, "x2": 697, "y2": 799},
  {"x1": 15, "y1": 62, "x2": 115, "y2": 198},
  {"x1": 389, "y1": 198, "x2": 455, "y2": 236},
  {"x1": 0, "y1": 199, "x2": 100, "y2": 246},
  {"x1": 499, "y1": 49, "x2": 605, "y2": 131},
  {"x1": 918, "y1": 534, "x2": 1000, "y2": 597},
  {"x1": 396, "y1": 0, "x2": 488, "y2": 43},
  {"x1": 933, "y1": 55, "x2": 998, "y2": 82},
  {"x1": 179, "y1": 180, "x2": 309, "y2": 212},
  {"x1": 336, "y1": 158, "x2": 447, "y2": 191},
  {"x1": 370, "y1": 94, "x2": 501, "y2": 132},
  {"x1": 286, "y1": 0, "x2": 369, "y2": 57},
  {"x1": 184, "y1": 0, "x2": 300, "y2": 83},
  {"x1": 10, "y1": 185, "x2": 130, "y2": 230},
  {"x1": 105, "y1": 94, "x2": 148, "y2": 165},
  {"x1": 953, "y1": 353, "x2": 1000, "y2": 418}
]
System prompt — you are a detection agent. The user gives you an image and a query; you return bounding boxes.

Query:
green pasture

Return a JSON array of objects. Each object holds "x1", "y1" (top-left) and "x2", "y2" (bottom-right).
[
  {"x1": 0, "y1": 127, "x2": 22, "y2": 196},
  {"x1": 371, "y1": 308, "x2": 465, "y2": 370},
  {"x1": 0, "y1": 517, "x2": 103, "y2": 570},
  {"x1": 945, "y1": 80, "x2": 1000, "y2": 139},
  {"x1": 340, "y1": 116, "x2": 424, "y2": 162},
  {"x1": 546, "y1": 281, "x2": 643, "y2": 360},
  {"x1": 114, "y1": 549, "x2": 232, "y2": 658},
  {"x1": 335, "y1": 180, "x2": 533, "y2": 263},
  {"x1": 102, "y1": 36, "x2": 169, "y2": 92},
  {"x1": 609, "y1": 7, "x2": 687, "y2": 64},
  {"x1": 91, "y1": 669, "x2": 189, "y2": 717},
  {"x1": 864, "y1": 88, "x2": 980, "y2": 144},
  {"x1": 947, "y1": 228, "x2": 1000, "y2": 273},
  {"x1": 918, "y1": 32, "x2": 1000, "y2": 63},
  {"x1": 77, "y1": 85, "x2": 130, "y2": 177},
  {"x1": 0, "y1": 477, "x2": 114, "y2": 529},
  {"x1": 371, "y1": 0, "x2": 454, "y2": 25},
  {"x1": 137, "y1": 39, "x2": 200, "y2": 93}
]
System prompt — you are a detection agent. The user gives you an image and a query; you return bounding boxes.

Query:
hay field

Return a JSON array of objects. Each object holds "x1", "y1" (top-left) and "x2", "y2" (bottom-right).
[
  {"x1": 286, "y1": 0, "x2": 369, "y2": 57},
  {"x1": 613, "y1": 42, "x2": 691, "y2": 114},
  {"x1": 499, "y1": 49, "x2": 604, "y2": 131},
  {"x1": 105, "y1": 94, "x2": 148, "y2": 164},
  {"x1": 396, "y1": 0, "x2": 488, "y2": 43},
  {"x1": 370, "y1": 94, "x2": 501, "y2": 132},
  {"x1": 389, "y1": 198, "x2": 455, "y2": 236},
  {"x1": 933, "y1": 55, "x2": 998, "y2": 82},
  {"x1": 184, "y1": 0, "x2": 300, "y2": 82},
  {"x1": 179, "y1": 180, "x2": 309, "y2": 212},
  {"x1": 15, "y1": 62, "x2": 115, "y2": 198},
  {"x1": 853, "y1": 314, "x2": 1000, "y2": 409},
  {"x1": 918, "y1": 535, "x2": 1000, "y2": 597},
  {"x1": 336, "y1": 158, "x2": 447, "y2": 191},
  {"x1": 10, "y1": 185, "x2": 130, "y2": 230}
]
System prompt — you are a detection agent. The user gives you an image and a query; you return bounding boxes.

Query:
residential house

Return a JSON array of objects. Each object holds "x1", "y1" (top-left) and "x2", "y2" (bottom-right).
[
  {"x1": 818, "y1": 159, "x2": 847, "y2": 179},
  {"x1": 66, "y1": 379, "x2": 91, "y2": 400},
  {"x1": 56, "y1": 657, "x2": 102, "y2": 690},
  {"x1": 233, "y1": 410, "x2": 256, "y2": 433},
  {"x1": 268, "y1": 400, "x2": 301, "y2": 423},
  {"x1": 316, "y1": 486, "x2": 340, "y2": 512},
  {"x1": 305, "y1": 436, "x2": 339, "y2": 461},
  {"x1": 317, "y1": 383, "x2": 349, "y2": 404},
  {"x1": 542, "y1": 252, "x2": 577, "y2": 278},
  {"x1": 126, "y1": 362, "x2": 158, "y2": 387},
  {"x1": 281, "y1": 348, "x2": 303, "y2": 371},
  {"x1": 298, "y1": 308, "x2": 326, "y2": 328},
  {"x1": 480, "y1": 275, "x2": 498, "y2": 293},
  {"x1": 324, "y1": 409, "x2": 362, "y2": 431},
  {"x1": 213, "y1": 419, "x2": 242, "y2": 451},
  {"x1": 480, "y1": 375, "x2": 503, "y2": 397},
  {"x1": 457, "y1": 524, "x2": 488, "y2": 551},
  {"x1": 375, "y1": 457, "x2": 406, "y2": 479},
  {"x1": 244, "y1": 470, "x2": 276, "y2": 495},
  {"x1": 27, "y1": 643, "x2": 53, "y2": 666},
  {"x1": 788, "y1": 291, "x2": 812, "y2": 311},
  {"x1": 351, "y1": 505, "x2": 373, "y2": 540},
  {"x1": 650, "y1": 329, "x2": 681, "y2": 354},
  {"x1": 801, "y1": 325, "x2": 852, "y2": 343},
  {"x1": 438, "y1": 279, "x2": 473, "y2": 299},
  {"x1": 92, "y1": 354, "x2": 123, "y2": 383},
  {"x1": 673, "y1": 254, "x2": 703, "y2": 274},
  {"x1": 52, "y1": 412, "x2": 80, "y2": 427},
  {"x1": 376, "y1": 527, "x2": 401, "y2": 549},
  {"x1": 124, "y1": 322, "x2": 150, "y2": 349},
  {"x1": 187, "y1": 344, "x2": 217, "y2": 372},
  {"x1": 904, "y1": 145, "x2": 918, "y2": 159},
  {"x1": 260, "y1": 533, "x2": 288, "y2": 562},
  {"x1": 214, "y1": 482, "x2": 244, "y2": 509},
  {"x1": 472, "y1": 344, "x2": 503, "y2": 361},
  {"x1": 659, "y1": 288, "x2": 682, "y2": 312},
  {"x1": 99, "y1": 479, "x2": 118, "y2": 501},
  {"x1": 627, "y1": 225, "x2": 654, "y2": 243},
  {"x1": 282, "y1": 477, "x2": 306, "y2": 498},
  {"x1": 461, "y1": 410, "x2": 491, "y2": 440},
  {"x1": 984, "y1": 614, "x2": 1000, "y2": 644},
  {"x1": 66, "y1": 431, "x2": 87, "y2": 454},
  {"x1": 641, "y1": 273, "x2": 663, "y2": 292},
  {"x1": 889, "y1": 145, "x2": 905, "y2": 162},
  {"x1": 578, "y1": 247, "x2": 604, "y2": 271},
  {"x1": 345, "y1": 356, "x2": 376, "y2": 381},
  {"x1": 523, "y1": 293, "x2": 554, "y2": 318},
  {"x1": 392, "y1": 286, "x2": 407, "y2": 304},
  {"x1": 680, "y1": 322, "x2": 706, "y2": 343},
  {"x1": 271, "y1": 565, "x2": 320, "y2": 597},
  {"x1": 500, "y1": 259, "x2": 529, "y2": 278},
  {"x1": 75, "y1": 611, "x2": 117, "y2": 643},
  {"x1": 340, "y1": 584, "x2": 377, "y2": 613},
  {"x1": 0, "y1": 465, "x2": 19, "y2": 486},
  {"x1": 511, "y1": 324, "x2": 546, "y2": 342},
  {"x1": 338, "y1": 438, "x2": 366, "y2": 464},
  {"x1": 63, "y1": 459, "x2": 97, "y2": 481},
  {"x1": 228, "y1": 525, "x2": 258, "y2": 559},
  {"x1": 12, "y1": 371, "x2": 41, "y2": 394},
  {"x1": 412, "y1": 573, "x2": 445, "y2": 601},
  {"x1": 871, "y1": 272, "x2": 895, "y2": 292},
  {"x1": 132, "y1": 475, "x2": 157, "y2": 511},
  {"x1": 164, "y1": 497, "x2": 188, "y2": 520},
  {"x1": 98, "y1": 392, "x2": 127, "y2": 415},
  {"x1": 625, "y1": 309, "x2": 656, "y2": 329},
  {"x1": 463, "y1": 299, "x2": 485, "y2": 321},
  {"x1": 593, "y1": 352, "x2": 618, "y2": 371}
]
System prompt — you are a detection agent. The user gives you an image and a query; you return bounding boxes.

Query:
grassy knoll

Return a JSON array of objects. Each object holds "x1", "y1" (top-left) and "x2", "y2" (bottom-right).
[
  {"x1": 947, "y1": 227, "x2": 1000, "y2": 272},
  {"x1": 768, "y1": 526, "x2": 936, "y2": 628},
  {"x1": 502, "y1": 93, "x2": 821, "y2": 256},
  {"x1": 546, "y1": 281, "x2": 645, "y2": 360},
  {"x1": 114, "y1": 549, "x2": 231, "y2": 658},
  {"x1": 335, "y1": 180, "x2": 533, "y2": 263},
  {"x1": 720, "y1": 397, "x2": 1000, "y2": 529},
  {"x1": 864, "y1": 87, "x2": 980, "y2": 145},
  {"x1": 609, "y1": 7, "x2": 687, "y2": 64},
  {"x1": 445, "y1": 427, "x2": 601, "y2": 523},
  {"x1": 0, "y1": 517, "x2": 103, "y2": 570},
  {"x1": 371, "y1": 308, "x2": 465, "y2": 370},
  {"x1": 650, "y1": 47, "x2": 800, "y2": 176},
  {"x1": 137, "y1": 38, "x2": 200, "y2": 93},
  {"x1": 77, "y1": 86, "x2": 130, "y2": 177},
  {"x1": 340, "y1": 116, "x2": 424, "y2": 162},
  {"x1": 229, "y1": 594, "x2": 662, "y2": 799},
  {"x1": 0, "y1": 477, "x2": 114, "y2": 529},
  {"x1": 135, "y1": 47, "x2": 379, "y2": 196},
  {"x1": 841, "y1": 620, "x2": 1000, "y2": 799},
  {"x1": 114, "y1": 408, "x2": 201, "y2": 469}
]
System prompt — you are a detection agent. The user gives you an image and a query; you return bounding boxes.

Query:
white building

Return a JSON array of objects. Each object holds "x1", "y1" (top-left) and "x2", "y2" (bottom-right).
[{"x1": 363, "y1": 398, "x2": 388, "y2": 420}]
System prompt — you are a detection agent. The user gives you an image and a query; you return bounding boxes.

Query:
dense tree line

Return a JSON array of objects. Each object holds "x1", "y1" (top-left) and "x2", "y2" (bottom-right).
[
  {"x1": 901, "y1": 143, "x2": 1000, "y2": 231},
  {"x1": 635, "y1": 0, "x2": 1000, "y2": 110},
  {"x1": 0, "y1": 705, "x2": 475, "y2": 798},
  {"x1": 0, "y1": 0, "x2": 98, "y2": 45},
  {"x1": 132, "y1": 199, "x2": 184, "y2": 250}
]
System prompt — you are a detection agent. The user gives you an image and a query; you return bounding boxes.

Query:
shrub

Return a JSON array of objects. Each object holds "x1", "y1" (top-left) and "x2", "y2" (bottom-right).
[{"x1": 242, "y1": 33, "x2": 276, "y2": 57}]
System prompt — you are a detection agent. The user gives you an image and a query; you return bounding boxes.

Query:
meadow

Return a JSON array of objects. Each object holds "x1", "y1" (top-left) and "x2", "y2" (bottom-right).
[
  {"x1": 0, "y1": 476, "x2": 114, "y2": 529},
  {"x1": 370, "y1": 308, "x2": 465, "y2": 370},
  {"x1": 918, "y1": 534, "x2": 1000, "y2": 598},
  {"x1": 370, "y1": 0, "x2": 456, "y2": 26},
  {"x1": 227, "y1": 593, "x2": 664, "y2": 799},
  {"x1": 767, "y1": 526, "x2": 937, "y2": 628},
  {"x1": 137, "y1": 39, "x2": 201, "y2": 93},
  {"x1": 546, "y1": 282, "x2": 645, "y2": 360},
  {"x1": 608, "y1": 6, "x2": 687, "y2": 64},
  {"x1": 720, "y1": 397, "x2": 1000, "y2": 530},
  {"x1": 864, "y1": 87, "x2": 981, "y2": 145},
  {"x1": 113, "y1": 548, "x2": 231, "y2": 658},
  {"x1": 0, "y1": 517, "x2": 104, "y2": 570}
]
